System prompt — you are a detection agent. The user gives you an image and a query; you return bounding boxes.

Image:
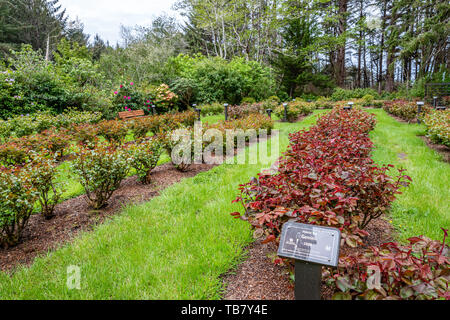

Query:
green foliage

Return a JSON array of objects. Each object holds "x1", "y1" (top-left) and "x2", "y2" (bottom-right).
[
  {"x1": 0, "y1": 166, "x2": 38, "y2": 247},
  {"x1": 424, "y1": 110, "x2": 450, "y2": 147},
  {"x1": 199, "y1": 103, "x2": 223, "y2": 116},
  {"x1": 274, "y1": 101, "x2": 315, "y2": 122},
  {"x1": 97, "y1": 120, "x2": 129, "y2": 145},
  {"x1": 29, "y1": 155, "x2": 63, "y2": 219},
  {"x1": 168, "y1": 54, "x2": 275, "y2": 105},
  {"x1": 72, "y1": 144, "x2": 130, "y2": 209},
  {"x1": 331, "y1": 88, "x2": 380, "y2": 101},
  {"x1": 126, "y1": 138, "x2": 163, "y2": 184}
]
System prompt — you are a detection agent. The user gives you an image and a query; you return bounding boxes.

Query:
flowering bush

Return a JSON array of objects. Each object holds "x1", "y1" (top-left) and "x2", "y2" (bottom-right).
[
  {"x1": 72, "y1": 144, "x2": 130, "y2": 209},
  {"x1": 0, "y1": 165, "x2": 38, "y2": 247},
  {"x1": 424, "y1": 110, "x2": 450, "y2": 147},
  {"x1": 97, "y1": 120, "x2": 129, "y2": 145},
  {"x1": 151, "y1": 84, "x2": 178, "y2": 113},
  {"x1": 324, "y1": 230, "x2": 449, "y2": 300},
  {"x1": 231, "y1": 109, "x2": 410, "y2": 249},
  {"x1": 127, "y1": 138, "x2": 163, "y2": 184},
  {"x1": 112, "y1": 81, "x2": 147, "y2": 114},
  {"x1": 28, "y1": 155, "x2": 63, "y2": 219}
]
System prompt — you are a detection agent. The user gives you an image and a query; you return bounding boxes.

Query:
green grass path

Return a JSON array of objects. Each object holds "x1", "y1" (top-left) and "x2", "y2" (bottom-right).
[
  {"x1": 369, "y1": 109, "x2": 449, "y2": 241},
  {"x1": 0, "y1": 112, "x2": 324, "y2": 299}
]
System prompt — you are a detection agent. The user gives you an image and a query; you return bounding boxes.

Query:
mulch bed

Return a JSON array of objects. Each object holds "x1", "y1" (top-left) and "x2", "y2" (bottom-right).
[
  {"x1": 0, "y1": 162, "x2": 215, "y2": 273},
  {"x1": 0, "y1": 130, "x2": 277, "y2": 273},
  {"x1": 222, "y1": 217, "x2": 395, "y2": 300}
]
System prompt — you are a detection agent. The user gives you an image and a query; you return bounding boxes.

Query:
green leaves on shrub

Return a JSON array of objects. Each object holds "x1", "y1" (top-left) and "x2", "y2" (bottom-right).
[
  {"x1": 29, "y1": 155, "x2": 63, "y2": 219},
  {"x1": 0, "y1": 166, "x2": 38, "y2": 247},
  {"x1": 72, "y1": 144, "x2": 130, "y2": 209},
  {"x1": 424, "y1": 110, "x2": 450, "y2": 147},
  {"x1": 126, "y1": 138, "x2": 163, "y2": 184}
]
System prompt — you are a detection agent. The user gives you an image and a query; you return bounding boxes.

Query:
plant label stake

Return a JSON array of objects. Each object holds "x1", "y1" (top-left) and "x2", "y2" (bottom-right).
[
  {"x1": 417, "y1": 101, "x2": 424, "y2": 124},
  {"x1": 277, "y1": 222, "x2": 341, "y2": 300},
  {"x1": 224, "y1": 104, "x2": 229, "y2": 121},
  {"x1": 283, "y1": 103, "x2": 288, "y2": 122},
  {"x1": 193, "y1": 104, "x2": 201, "y2": 121},
  {"x1": 151, "y1": 105, "x2": 157, "y2": 115},
  {"x1": 344, "y1": 102, "x2": 354, "y2": 110}
]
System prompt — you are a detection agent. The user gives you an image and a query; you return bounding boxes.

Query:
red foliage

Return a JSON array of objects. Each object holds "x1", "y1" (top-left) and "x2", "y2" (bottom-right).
[{"x1": 232, "y1": 109, "x2": 411, "y2": 248}]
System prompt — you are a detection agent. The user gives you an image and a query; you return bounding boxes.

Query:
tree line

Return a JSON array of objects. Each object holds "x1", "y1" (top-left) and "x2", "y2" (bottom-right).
[{"x1": 0, "y1": 0, "x2": 448, "y2": 98}]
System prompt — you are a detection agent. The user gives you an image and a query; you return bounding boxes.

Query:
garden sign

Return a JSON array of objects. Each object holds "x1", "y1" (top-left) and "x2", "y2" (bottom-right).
[{"x1": 277, "y1": 222, "x2": 341, "y2": 300}]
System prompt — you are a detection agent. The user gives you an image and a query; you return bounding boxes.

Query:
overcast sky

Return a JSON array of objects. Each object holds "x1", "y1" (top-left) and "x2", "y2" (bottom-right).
[{"x1": 58, "y1": 0, "x2": 180, "y2": 45}]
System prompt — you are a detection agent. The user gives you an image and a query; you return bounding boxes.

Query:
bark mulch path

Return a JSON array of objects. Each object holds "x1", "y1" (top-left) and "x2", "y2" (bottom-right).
[
  {"x1": 0, "y1": 162, "x2": 215, "y2": 273},
  {"x1": 222, "y1": 217, "x2": 395, "y2": 301}
]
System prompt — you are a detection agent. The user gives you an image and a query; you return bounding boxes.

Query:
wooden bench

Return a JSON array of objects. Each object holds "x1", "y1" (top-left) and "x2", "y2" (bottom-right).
[{"x1": 118, "y1": 110, "x2": 145, "y2": 120}]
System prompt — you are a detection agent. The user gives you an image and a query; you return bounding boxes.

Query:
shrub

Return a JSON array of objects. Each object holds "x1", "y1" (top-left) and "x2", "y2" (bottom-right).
[
  {"x1": 228, "y1": 103, "x2": 264, "y2": 120},
  {"x1": 162, "y1": 127, "x2": 199, "y2": 172},
  {"x1": 0, "y1": 165, "x2": 38, "y2": 247},
  {"x1": 231, "y1": 109, "x2": 410, "y2": 249},
  {"x1": 112, "y1": 81, "x2": 148, "y2": 115},
  {"x1": 127, "y1": 138, "x2": 163, "y2": 184},
  {"x1": 383, "y1": 100, "x2": 432, "y2": 123},
  {"x1": 324, "y1": 231, "x2": 449, "y2": 300},
  {"x1": 241, "y1": 97, "x2": 256, "y2": 104},
  {"x1": 314, "y1": 96, "x2": 334, "y2": 109},
  {"x1": 331, "y1": 88, "x2": 380, "y2": 101},
  {"x1": 274, "y1": 101, "x2": 315, "y2": 122},
  {"x1": 362, "y1": 94, "x2": 375, "y2": 106},
  {"x1": 70, "y1": 123, "x2": 99, "y2": 148},
  {"x1": 72, "y1": 144, "x2": 130, "y2": 209},
  {"x1": 0, "y1": 142, "x2": 29, "y2": 166},
  {"x1": 424, "y1": 110, "x2": 450, "y2": 147},
  {"x1": 200, "y1": 103, "x2": 224, "y2": 117},
  {"x1": 129, "y1": 117, "x2": 154, "y2": 140},
  {"x1": 28, "y1": 156, "x2": 63, "y2": 219},
  {"x1": 97, "y1": 120, "x2": 129, "y2": 145}
]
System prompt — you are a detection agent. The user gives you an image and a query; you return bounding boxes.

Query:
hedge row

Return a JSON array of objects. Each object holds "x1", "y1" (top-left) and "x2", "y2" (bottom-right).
[
  {"x1": 424, "y1": 110, "x2": 450, "y2": 147},
  {"x1": 0, "y1": 113, "x2": 274, "y2": 247},
  {"x1": 383, "y1": 100, "x2": 432, "y2": 123},
  {"x1": 230, "y1": 109, "x2": 449, "y2": 300}
]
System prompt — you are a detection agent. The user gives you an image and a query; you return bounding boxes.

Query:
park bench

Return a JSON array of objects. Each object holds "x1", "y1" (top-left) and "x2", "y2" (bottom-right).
[{"x1": 118, "y1": 109, "x2": 145, "y2": 120}]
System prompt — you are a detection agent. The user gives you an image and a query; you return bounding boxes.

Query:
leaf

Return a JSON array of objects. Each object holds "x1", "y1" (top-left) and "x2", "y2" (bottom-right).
[
  {"x1": 400, "y1": 286, "x2": 414, "y2": 299},
  {"x1": 336, "y1": 276, "x2": 353, "y2": 293},
  {"x1": 262, "y1": 235, "x2": 276, "y2": 244},
  {"x1": 332, "y1": 292, "x2": 352, "y2": 300}
]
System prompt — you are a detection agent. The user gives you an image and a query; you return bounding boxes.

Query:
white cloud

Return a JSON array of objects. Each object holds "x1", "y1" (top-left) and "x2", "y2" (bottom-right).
[{"x1": 59, "y1": 0, "x2": 180, "y2": 45}]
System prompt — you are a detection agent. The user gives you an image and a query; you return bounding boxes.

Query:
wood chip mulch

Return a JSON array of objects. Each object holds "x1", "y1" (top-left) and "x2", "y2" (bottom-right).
[
  {"x1": 222, "y1": 217, "x2": 395, "y2": 301},
  {"x1": 0, "y1": 162, "x2": 216, "y2": 273}
]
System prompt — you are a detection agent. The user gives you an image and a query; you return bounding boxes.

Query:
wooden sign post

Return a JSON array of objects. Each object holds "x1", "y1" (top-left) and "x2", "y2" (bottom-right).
[{"x1": 277, "y1": 222, "x2": 341, "y2": 300}]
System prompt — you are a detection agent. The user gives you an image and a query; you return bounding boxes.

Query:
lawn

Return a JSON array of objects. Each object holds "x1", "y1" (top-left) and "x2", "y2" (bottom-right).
[
  {"x1": 0, "y1": 112, "x2": 325, "y2": 299},
  {"x1": 368, "y1": 109, "x2": 449, "y2": 241}
]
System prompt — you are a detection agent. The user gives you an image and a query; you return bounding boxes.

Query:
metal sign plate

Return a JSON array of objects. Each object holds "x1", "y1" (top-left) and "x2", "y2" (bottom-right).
[{"x1": 277, "y1": 222, "x2": 341, "y2": 267}]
